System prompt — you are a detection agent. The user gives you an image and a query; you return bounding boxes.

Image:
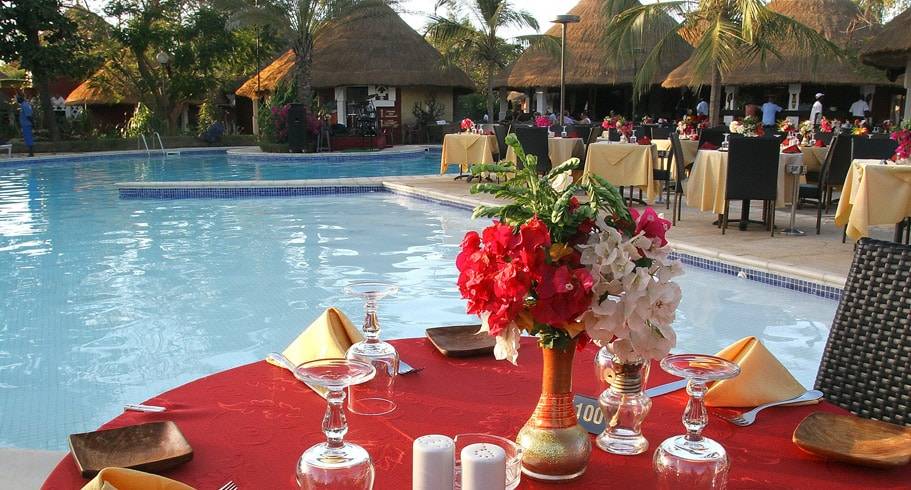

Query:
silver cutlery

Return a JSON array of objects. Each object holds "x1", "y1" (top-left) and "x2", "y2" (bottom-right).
[
  {"x1": 123, "y1": 403, "x2": 166, "y2": 413},
  {"x1": 722, "y1": 389, "x2": 824, "y2": 426},
  {"x1": 218, "y1": 481, "x2": 237, "y2": 490},
  {"x1": 644, "y1": 378, "x2": 687, "y2": 397}
]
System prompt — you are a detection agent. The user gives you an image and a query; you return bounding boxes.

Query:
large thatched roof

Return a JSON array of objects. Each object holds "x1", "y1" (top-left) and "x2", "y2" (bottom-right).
[
  {"x1": 498, "y1": 0, "x2": 692, "y2": 89},
  {"x1": 662, "y1": 0, "x2": 894, "y2": 88},
  {"x1": 236, "y1": 4, "x2": 472, "y2": 98},
  {"x1": 65, "y1": 66, "x2": 137, "y2": 105},
  {"x1": 860, "y1": 8, "x2": 911, "y2": 71}
]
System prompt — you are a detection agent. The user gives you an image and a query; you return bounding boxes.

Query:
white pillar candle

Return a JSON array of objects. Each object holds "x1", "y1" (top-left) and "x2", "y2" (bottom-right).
[
  {"x1": 412, "y1": 435, "x2": 454, "y2": 490},
  {"x1": 460, "y1": 443, "x2": 506, "y2": 490}
]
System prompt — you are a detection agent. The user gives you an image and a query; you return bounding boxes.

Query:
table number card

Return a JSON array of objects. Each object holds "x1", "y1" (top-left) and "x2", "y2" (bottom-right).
[{"x1": 573, "y1": 394, "x2": 606, "y2": 435}]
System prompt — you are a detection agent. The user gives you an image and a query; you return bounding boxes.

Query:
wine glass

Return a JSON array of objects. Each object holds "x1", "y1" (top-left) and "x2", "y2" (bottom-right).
[
  {"x1": 653, "y1": 354, "x2": 741, "y2": 490},
  {"x1": 561, "y1": 125, "x2": 568, "y2": 138},
  {"x1": 345, "y1": 280, "x2": 400, "y2": 416},
  {"x1": 720, "y1": 133, "x2": 730, "y2": 151},
  {"x1": 295, "y1": 359, "x2": 377, "y2": 490}
]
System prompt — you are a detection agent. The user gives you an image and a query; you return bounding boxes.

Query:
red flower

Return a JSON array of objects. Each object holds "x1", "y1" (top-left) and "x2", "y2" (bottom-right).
[
  {"x1": 630, "y1": 207, "x2": 671, "y2": 247},
  {"x1": 531, "y1": 264, "x2": 594, "y2": 326}
]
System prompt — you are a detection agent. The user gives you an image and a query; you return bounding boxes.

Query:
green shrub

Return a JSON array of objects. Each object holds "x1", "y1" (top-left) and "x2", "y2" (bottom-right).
[{"x1": 123, "y1": 103, "x2": 160, "y2": 138}]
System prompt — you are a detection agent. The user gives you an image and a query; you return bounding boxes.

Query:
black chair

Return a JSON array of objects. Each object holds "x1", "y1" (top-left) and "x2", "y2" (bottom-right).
[
  {"x1": 586, "y1": 126, "x2": 603, "y2": 145},
  {"x1": 722, "y1": 137, "x2": 780, "y2": 236},
  {"x1": 669, "y1": 133, "x2": 689, "y2": 225},
  {"x1": 570, "y1": 124, "x2": 591, "y2": 139},
  {"x1": 514, "y1": 126, "x2": 551, "y2": 174},
  {"x1": 632, "y1": 126, "x2": 648, "y2": 140},
  {"x1": 852, "y1": 137, "x2": 898, "y2": 161},
  {"x1": 607, "y1": 128, "x2": 621, "y2": 142},
  {"x1": 651, "y1": 126, "x2": 672, "y2": 140},
  {"x1": 816, "y1": 131, "x2": 835, "y2": 145},
  {"x1": 799, "y1": 134, "x2": 853, "y2": 234},
  {"x1": 814, "y1": 238, "x2": 911, "y2": 426},
  {"x1": 698, "y1": 126, "x2": 726, "y2": 148},
  {"x1": 493, "y1": 124, "x2": 508, "y2": 161}
]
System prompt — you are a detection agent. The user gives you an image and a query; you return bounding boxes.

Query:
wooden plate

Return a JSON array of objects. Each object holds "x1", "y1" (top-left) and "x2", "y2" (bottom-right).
[
  {"x1": 792, "y1": 412, "x2": 911, "y2": 468},
  {"x1": 69, "y1": 421, "x2": 193, "y2": 478},
  {"x1": 425, "y1": 324, "x2": 493, "y2": 357}
]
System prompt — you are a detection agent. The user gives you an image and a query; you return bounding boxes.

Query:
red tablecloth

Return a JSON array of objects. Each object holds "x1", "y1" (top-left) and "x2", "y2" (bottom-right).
[{"x1": 43, "y1": 338, "x2": 909, "y2": 489}]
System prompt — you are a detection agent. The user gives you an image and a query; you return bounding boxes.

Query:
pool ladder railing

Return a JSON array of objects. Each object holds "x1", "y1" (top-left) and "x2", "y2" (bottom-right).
[
  {"x1": 153, "y1": 132, "x2": 181, "y2": 157},
  {"x1": 139, "y1": 133, "x2": 180, "y2": 157},
  {"x1": 138, "y1": 134, "x2": 151, "y2": 156}
]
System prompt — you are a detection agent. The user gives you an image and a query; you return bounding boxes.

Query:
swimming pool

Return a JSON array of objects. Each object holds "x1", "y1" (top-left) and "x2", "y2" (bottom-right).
[{"x1": 0, "y1": 154, "x2": 837, "y2": 450}]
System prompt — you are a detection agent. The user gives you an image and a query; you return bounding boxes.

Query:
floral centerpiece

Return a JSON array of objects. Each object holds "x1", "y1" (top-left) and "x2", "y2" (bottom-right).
[
  {"x1": 729, "y1": 120, "x2": 744, "y2": 135},
  {"x1": 641, "y1": 115, "x2": 654, "y2": 125},
  {"x1": 602, "y1": 115, "x2": 626, "y2": 131},
  {"x1": 676, "y1": 115, "x2": 694, "y2": 135},
  {"x1": 881, "y1": 120, "x2": 894, "y2": 133},
  {"x1": 458, "y1": 134, "x2": 683, "y2": 476},
  {"x1": 891, "y1": 120, "x2": 911, "y2": 164},
  {"x1": 535, "y1": 115, "x2": 551, "y2": 128},
  {"x1": 778, "y1": 119, "x2": 796, "y2": 133},
  {"x1": 741, "y1": 116, "x2": 763, "y2": 136},
  {"x1": 618, "y1": 121, "x2": 634, "y2": 141},
  {"x1": 460, "y1": 118, "x2": 475, "y2": 132},
  {"x1": 852, "y1": 119, "x2": 869, "y2": 136},
  {"x1": 819, "y1": 116, "x2": 834, "y2": 133}
]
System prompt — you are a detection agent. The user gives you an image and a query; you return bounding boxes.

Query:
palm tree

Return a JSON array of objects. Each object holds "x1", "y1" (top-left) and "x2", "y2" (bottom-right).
[
  {"x1": 604, "y1": 0, "x2": 843, "y2": 126},
  {"x1": 425, "y1": 0, "x2": 552, "y2": 122},
  {"x1": 219, "y1": 0, "x2": 392, "y2": 106}
]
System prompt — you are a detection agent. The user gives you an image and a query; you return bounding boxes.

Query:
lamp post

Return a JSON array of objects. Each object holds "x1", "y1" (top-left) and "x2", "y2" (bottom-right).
[{"x1": 552, "y1": 14, "x2": 580, "y2": 126}]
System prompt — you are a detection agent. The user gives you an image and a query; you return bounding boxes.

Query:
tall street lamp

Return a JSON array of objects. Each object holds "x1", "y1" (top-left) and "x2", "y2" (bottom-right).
[{"x1": 552, "y1": 14, "x2": 580, "y2": 127}]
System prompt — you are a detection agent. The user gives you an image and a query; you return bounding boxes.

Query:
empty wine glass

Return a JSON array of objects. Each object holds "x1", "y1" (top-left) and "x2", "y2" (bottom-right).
[
  {"x1": 345, "y1": 280, "x2": 400, "y2": 416},
  {"x1": 720, "y1": 133, "x2": 730, "y2": 151},
  {"x1": 561, "y1": 125, "x2": 568, "y2": 138},
  {"x1": 295, "y1": 359, "x2": 377, "y2": 490},
  {"x1": 653, "y1": 354, "x2": 741, "y2": 490}
]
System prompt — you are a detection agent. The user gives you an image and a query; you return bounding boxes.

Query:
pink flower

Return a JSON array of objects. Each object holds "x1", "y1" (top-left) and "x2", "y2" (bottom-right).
[
  {"x1": 535, "y1": 116, "x2": 551, "y2": 128},
  {"x1": 629, "y1": 207, "x2": 671, "y2": 247}
]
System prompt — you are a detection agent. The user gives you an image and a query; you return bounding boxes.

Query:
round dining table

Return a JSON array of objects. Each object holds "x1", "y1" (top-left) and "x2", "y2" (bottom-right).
[{"x1": 42, "y1": 338, "x2": 909, "y2": 489}]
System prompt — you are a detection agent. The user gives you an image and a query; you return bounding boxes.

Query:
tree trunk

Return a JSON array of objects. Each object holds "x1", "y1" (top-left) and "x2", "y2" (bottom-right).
[
  {"x1": 293, "y1": 33, "x2": 314, "y2": 107},
  {"x1": 709, "y1": 66, "x2": 722, "y2": 127},
  {"x1": 25, "y1": 25, "x2": 59, "y2": 141},
  {"x1": 485, "y1": 67, "x2": 495, "y2": 123}
]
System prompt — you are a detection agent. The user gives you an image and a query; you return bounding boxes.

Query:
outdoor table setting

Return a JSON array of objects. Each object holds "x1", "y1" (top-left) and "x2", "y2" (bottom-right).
[
  {"x1": 505, "y1": 137, "x2": 585, "y2": 166},
  {"x1": 653, "y1": 138, "x2": 699, "y2": 169},
  {"x1": 582, "y1": 141, "x2": 661, "y2": 202},
  {"x1": 834, "y1": 158, "x2": 911, "y2": 240},
  {"x1": 685, "y1": 149, "x2": 804, "y2": 214},
  {"x1": 42, "y1": 147, "x2": 911, "y2": 490},
  {"x1": 439, "y1": 133, "x2": 498, "y2": 176},
  {"x1": 798, "y1": 145, "x2": 829, "y2": 175}
]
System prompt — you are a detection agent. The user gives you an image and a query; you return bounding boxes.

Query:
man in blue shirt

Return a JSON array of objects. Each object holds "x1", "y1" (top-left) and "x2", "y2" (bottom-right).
[
  {"x1": 761, "y1": 96, "x2": 782, "y2": 132},
  {"x1": 17, "y1": 95, "x2": 34, "y2": 157},
  {"x1": 696, "y1": 99, "x2": 708, "y2": 116}
]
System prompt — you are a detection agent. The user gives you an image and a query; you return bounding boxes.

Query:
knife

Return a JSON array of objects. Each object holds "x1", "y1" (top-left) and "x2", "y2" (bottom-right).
[{"x1": 644, "y1": 379, "x2": 687, "y2": 397}]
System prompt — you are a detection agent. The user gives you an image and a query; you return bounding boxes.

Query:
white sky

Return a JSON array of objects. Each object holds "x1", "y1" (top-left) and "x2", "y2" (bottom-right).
[{"x1": 397, "y1": 0, "x2": 575, "y2": 38}]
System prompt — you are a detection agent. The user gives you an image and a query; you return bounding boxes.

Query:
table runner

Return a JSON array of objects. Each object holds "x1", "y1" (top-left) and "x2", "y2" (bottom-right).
[
  {"x1": 583, "y1": 143, "x2": 660, "y2": 202},
  {"x1": 686, "y1": 150, "x2": 803, "y2": 214},
  {"x1": 834, "y1": 160, "x2": 911, "y2": 240},
  {"x1": 505, "y1": 137, "x2": 585, "y2": 167},
  {"x1": 440, "y1": 134, "x2": 497, "y2": 175},
  {"x1": 42, "y1": 338, "x2": 909, "y2": 489}
]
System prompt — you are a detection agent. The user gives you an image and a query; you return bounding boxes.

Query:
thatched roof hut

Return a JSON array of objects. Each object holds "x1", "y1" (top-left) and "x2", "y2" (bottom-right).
[
  {"x1": 235, "y1": 4, "x2": 472, "y2": 98},
  {"x1": 65, "y1": 67, "x2": 137, "y2": 106},
  {"x1": 499, "y1": 0, "x2": 692, "y2": 88},
  {"x1": 859, "y1": 8, "x2": 911, "y2": 76},
  {"x1": 662, "y1": 0, "x2": 893, "y2": 88}
]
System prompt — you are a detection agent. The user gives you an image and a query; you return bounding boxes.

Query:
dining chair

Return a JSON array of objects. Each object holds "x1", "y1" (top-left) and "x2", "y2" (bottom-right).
[
  {"x1": 651, "y1": 126, "x2": 672, "y2": 140},
  {"x1": 586, "y1": 126, "x2": 604, "y2": 145},
  {"x1": 514, "y1": 126, "x2": 552, "y2": 174},
  {"x1": 814, "y1": 238, "x2": 910, "y2": 426},
  {"x1": 669, "y1": 133, "x2": 689, "y2": 225},
  {"x1": 607, "y1": 128, "x2": 621, "y2": 142},
  {"x1": 799, "y1": 133, "x2": 853, "y2": 234},
  {"x1": 722, "y1": 137, "x2": 780, "y2": 236},
  {"x1": 851, "y1": 137, "x2": 899, "y2": 161},
  {"x1": 493, "y1": 124, "x2": 508, "y2": 162},
  {"x1": 815, "y1": 132, "x2": 835, "y2": 145},
  {"x1": 698, "y1": 126, "x2": 727, "y2": 148}
]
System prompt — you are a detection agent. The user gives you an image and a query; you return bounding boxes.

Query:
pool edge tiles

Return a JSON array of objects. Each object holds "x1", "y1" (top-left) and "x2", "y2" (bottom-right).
[
  {"x1": 114, "y1": 179, "x2": 844, "y2": 301},
  {"x1": 225, "y1": 145, "x2": 439, "y2": 163},
  {"x1": 0, "y1": 147, "x2": 231, "y2": 167}
]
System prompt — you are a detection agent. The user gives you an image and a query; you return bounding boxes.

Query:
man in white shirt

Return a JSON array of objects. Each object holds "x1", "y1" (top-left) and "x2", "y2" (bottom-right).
[
  {"x1": 849, "y1": 96, "x2": 870, "y2": 119},
  {"x1": 809, "y1": 93, "x2": 824, "y2": 125},
  {"x1": 696, "y1": 99, "x2": 709, "y2": 116},
  {"x1": 761, "y1": 96, "x2": 782, "y2": 131}
]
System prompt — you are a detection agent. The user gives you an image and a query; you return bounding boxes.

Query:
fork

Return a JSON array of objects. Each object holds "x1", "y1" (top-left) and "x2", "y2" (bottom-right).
[
  {"x1": 218, "y1": 481, "x2": 237, "y2": 490},
  {"x1": 722, "y1": 389, "x2": 824, "y2": 426}
]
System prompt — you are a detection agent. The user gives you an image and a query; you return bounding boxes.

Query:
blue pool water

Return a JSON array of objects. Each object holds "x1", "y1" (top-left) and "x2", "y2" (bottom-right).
[{"x1": 0, "y1": 154, "x2": 837, "y2": 450}]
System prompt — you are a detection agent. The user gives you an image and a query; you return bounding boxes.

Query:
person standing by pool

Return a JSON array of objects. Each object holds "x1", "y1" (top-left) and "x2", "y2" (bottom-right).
[
  {"x1": 761, "y1": 96, "x2": 782, "y2": 133},
  {"x1": 17, "y1": 95, "x2": 34, "y2": 157}
]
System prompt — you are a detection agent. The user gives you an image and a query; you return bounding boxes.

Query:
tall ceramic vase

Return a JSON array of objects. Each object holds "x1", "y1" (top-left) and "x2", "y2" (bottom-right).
[{"x1": 516, "y1": 339, "x2": 591, "y2": 481}]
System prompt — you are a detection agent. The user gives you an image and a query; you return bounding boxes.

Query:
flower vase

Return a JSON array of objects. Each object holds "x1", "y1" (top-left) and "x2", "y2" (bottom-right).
[
  {"x1": 620, "y1": 134, "x2": 629, "y2": 144},
  {"x1": 596, "y1": 352, "x2": 651, "y2": 455},
  {"x1": 516, "y1": 339, "x2": 591, "y2": 481}
]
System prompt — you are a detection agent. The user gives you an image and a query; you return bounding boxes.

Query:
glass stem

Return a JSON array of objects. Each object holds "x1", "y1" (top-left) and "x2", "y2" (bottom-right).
[
  {"x1": 363, "y1": 299, "x2": 380, "y2": 343},
  {"x1": 323, "y1": 389, "x2": 348, "y2": 449},
  {"x1": 683, "y1": 379, "x2": 707, "y2": 442}
]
